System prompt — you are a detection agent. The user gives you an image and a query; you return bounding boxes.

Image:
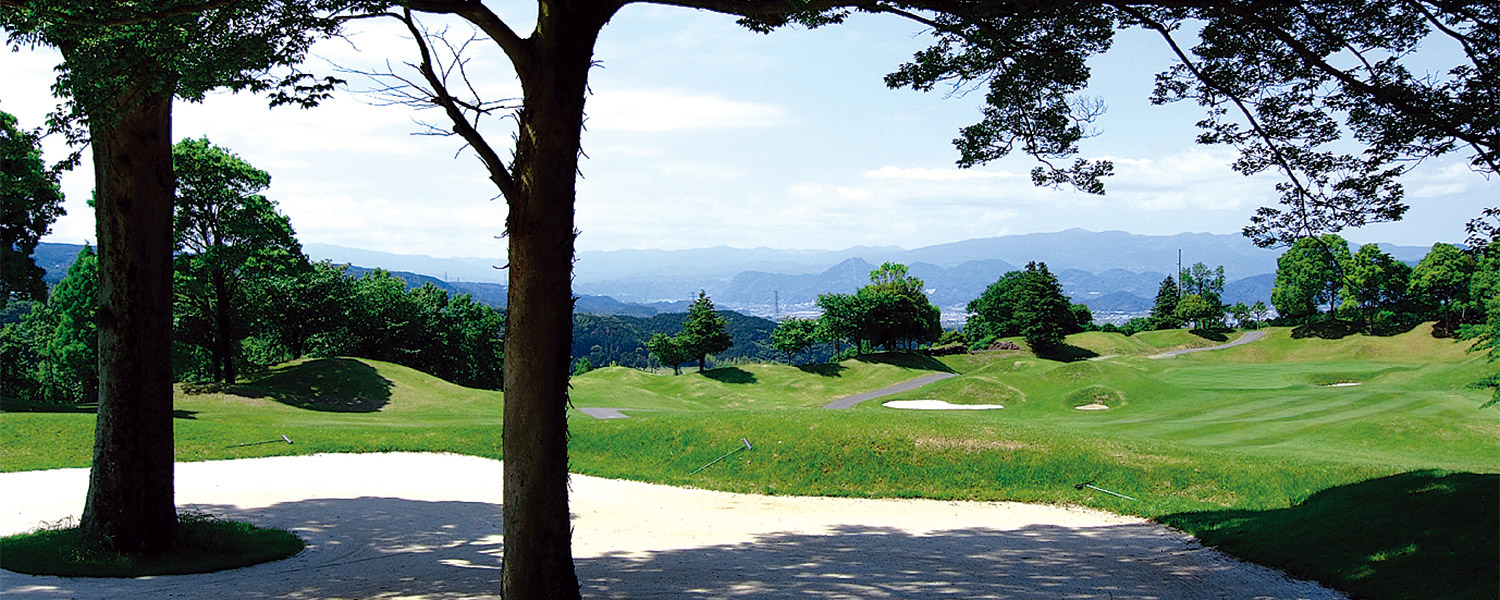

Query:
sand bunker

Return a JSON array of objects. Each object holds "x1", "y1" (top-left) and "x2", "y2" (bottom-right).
[
  {"x1": 883, "y1": 399, "x2": 1003, "y2": 410},
  {"x1": 1323, "y1": 382, "x2": 1363, "y2": 387},
  {"x1": 1074, "y1": 403, "x2": 1111, "y2": 410},
  {"x1": 1, "y1": 453, "x2": 1348, "y2": 600}
]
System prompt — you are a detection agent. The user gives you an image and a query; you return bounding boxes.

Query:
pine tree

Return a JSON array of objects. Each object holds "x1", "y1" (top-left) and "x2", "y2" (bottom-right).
[{"x1": 679, "y1": 291, "x2": 733, "y2": 371}]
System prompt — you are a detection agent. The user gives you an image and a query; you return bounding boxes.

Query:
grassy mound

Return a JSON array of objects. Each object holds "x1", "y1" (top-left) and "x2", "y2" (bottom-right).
[{"x1": 0, "y1": 512, "x2": 303, "y2": 577}]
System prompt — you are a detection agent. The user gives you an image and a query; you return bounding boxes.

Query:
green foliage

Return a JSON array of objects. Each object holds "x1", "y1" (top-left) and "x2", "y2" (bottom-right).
[
  {"x1": 1410, "y1": 243, "x2": 1477, "y2": 333},
  {"x1": 967, "y1": 262, "x2": 1078, "y2": 351},
  {"x1": 1272, "y1": 235, "x2": 1351, "y2": 321},
  {"x1": 818, "y1": 263, "x2": 941, "y2": 353},
  {"x1": 2, "y1": 1, "x2": 345, "y2": 142},
  {"x1": 253, "y1": 261, "x2": 355, "y2": 360},
  {"x1": 172, "y1": 137, "x2": 304, "y2": 383},
  {"x1": 1149, "y1": 276, "x2": 1181, "y2": 326},
  {"x1": 571, "y1": 357, "x2": 593, "y2": 377},
  {"x1": 0, "y1": 110, "x2": 66, "y2": 309},
  {"x1": 679, "y1": 291, "x2": 734, "y2": 371},
  {"x1": 1173, "y1": 293, "x2": 1215, "y2": 329},
  {"x1": 647, "y1": 333, "x2": 693, "y2": 375},
  {"x1": 770, "y1": 317, "x2": 818, "y2": 364},
  {"x1": 0, "y1": 246, "x2": 99, "y2": 404},
  {"x1": 337, "y1": 274, "x2": 505, "y2": 390},
  {"x1": 1340, "y1": 243, "x2": 1413, "y2": 333}
]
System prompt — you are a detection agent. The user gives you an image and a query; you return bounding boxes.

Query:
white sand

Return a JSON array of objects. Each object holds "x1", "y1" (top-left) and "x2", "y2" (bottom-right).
[
  {"x1": 1, "y1": 453, "x2": 1348, "y2": 599},
  {"x1": 1074, "y1": 403, "x2": 1111, "y2": 410},
  {"x1": 1324, "y1": 382, "x2": 1362, "y2": 387},
  {"x1": 883, "y1": 400, "x2": 1004, "y2": 410}
]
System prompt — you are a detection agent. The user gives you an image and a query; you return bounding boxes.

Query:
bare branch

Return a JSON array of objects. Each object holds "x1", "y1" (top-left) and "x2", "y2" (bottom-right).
[{"x1": 403, "y1": 0, "x2": 532, "y2": 71}]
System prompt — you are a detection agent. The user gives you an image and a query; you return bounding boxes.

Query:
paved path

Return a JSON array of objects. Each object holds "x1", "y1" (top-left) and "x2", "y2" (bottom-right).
[
  {"x1": 577, "y1": 407, "x2": 631, "y2": 419},
  {"x1": 822, "y1": 372, "x2": 959, "y2": 409},
  {"x1": 1148, "y1": 329, "x2": 1267, "y2": 359}
]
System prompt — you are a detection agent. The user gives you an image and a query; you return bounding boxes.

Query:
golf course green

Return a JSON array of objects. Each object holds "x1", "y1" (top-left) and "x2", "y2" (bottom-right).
[{"x1": 1, "y1": 323, "x2": 1494, "y2": 600}]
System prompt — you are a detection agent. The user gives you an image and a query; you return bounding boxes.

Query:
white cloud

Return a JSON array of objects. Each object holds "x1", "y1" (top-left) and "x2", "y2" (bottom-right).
[
  {"x1": 864, "y1": 166, "x2": 1023, "y2": 181},
  {"x1": 586, "y1": 89, "x2": 786, "y2": 132}
]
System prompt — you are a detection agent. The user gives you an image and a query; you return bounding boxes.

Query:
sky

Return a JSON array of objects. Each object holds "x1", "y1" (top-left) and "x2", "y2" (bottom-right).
[{"x1": 3, "y1": 5, "x2": 1494, "y2": 260}]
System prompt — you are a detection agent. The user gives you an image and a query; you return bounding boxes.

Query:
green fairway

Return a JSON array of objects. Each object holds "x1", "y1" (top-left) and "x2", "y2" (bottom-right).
[{"x1": 2, "y1": 324, "x2": 1495, "y2": 600}]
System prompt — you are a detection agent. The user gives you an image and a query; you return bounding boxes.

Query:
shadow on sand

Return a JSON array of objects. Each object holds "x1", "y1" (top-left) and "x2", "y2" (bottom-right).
[{"x1": 1, "y1": 496, "x2": 1343, "y2": 600}]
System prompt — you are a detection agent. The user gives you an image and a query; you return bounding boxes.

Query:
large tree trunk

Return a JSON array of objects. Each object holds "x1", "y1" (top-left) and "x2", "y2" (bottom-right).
[
  {"x1": 501, "y1": 4, "x2": 614, "y2": 598},
  {"x1": 80, "y1": 91, "x2": 178, "y2": 554},
  {"x1": 212, "y1": 268, "x2": 235, "y2": 383}
]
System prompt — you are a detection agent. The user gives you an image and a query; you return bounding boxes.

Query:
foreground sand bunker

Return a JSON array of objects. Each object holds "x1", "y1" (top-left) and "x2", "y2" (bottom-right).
[{"x1": 1, "y1": 453, "x2": 1346, "y2": 599}]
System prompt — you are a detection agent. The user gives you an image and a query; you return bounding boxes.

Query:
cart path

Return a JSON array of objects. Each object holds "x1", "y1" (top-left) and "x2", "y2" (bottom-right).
[
  {"x1": 1148, "y1": 329, "x2": 1268, "y2": 359},
  {"x1": 822, "y1": 372, "x2": 959, "y2": 409}
]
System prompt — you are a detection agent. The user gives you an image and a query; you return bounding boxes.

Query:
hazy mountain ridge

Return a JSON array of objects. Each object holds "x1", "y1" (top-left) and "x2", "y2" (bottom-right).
[{"x1": 35, "y1": 230, "x2": 1433, "y2": 320}]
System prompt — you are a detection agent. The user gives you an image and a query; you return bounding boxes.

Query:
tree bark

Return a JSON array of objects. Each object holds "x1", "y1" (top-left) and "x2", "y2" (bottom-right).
[
  {"x1": 80, "y1": 91, "x2": 178, "y2": 554},
  {"x1": 501, "y1": 3, "x2": 616, "y2": 598},
  {"x1": 212, "y1": 267, "x2": 235, "y2": 383}
]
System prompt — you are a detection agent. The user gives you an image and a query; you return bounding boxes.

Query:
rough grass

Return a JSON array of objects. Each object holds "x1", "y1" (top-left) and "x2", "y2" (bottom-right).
[{"x1": 0, "y1": 512, "x2": 304, "y2": 577}]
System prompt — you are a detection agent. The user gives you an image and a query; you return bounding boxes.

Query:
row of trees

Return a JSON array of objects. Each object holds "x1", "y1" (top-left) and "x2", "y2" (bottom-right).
[
  {"x1": 1271, "y1": 236, "x2": 1496, "y2": 335},
  {"x1": 0, "y1": 138, "x2": 507, "y2": 405}
]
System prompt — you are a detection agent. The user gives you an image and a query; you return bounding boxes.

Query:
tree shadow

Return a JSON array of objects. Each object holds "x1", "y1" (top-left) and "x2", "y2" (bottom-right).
[
  {"x1": 797, "y1": 363, "x2": 848, "y2": 377},
  {"x1": 1290, "y1": 320, "x2": 1358, "y2": 339},
  {"x1": 0, "y1": 398, "x2": 195, "y2": 419},
  {"x1": 1034, "y1": 343, "x2": 1099, "y2": 363},
  {"x1": 1159, "y1": 470, "x2": 1498, "y2": 600},
  {"x1": 702, "y1": 367, "x2": 757, "y2": 384},
  {"x1": 0, "y1": 397, "x2": 96, "y2": 414},
  {"x1": 222, "y1": 358, "x2": 395, "y2": 413},
  {"x1": 1187, "y1": 328, "x2": 1229, "y2": 342},
  {"x1": 577, "y1": 522, "x2": 1342, "y2": 599},
  {"x1": 853, "y1": 352, "x2": 956, "y2": 373}
]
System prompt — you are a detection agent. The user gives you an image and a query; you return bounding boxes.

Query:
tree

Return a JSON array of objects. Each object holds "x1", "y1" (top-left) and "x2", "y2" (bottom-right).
[
  {"x1": 815, "y1": 292, "x2": 861, "y2": 356},
  {"x1": 351, "y1": 1, "x2": 1497, "y2": 595},
  {"x1": 1409, "y1": 243, "x2": 1476, "y2": 333},
  {"x1": 254, "y1": 261, "x2": 355, "y2": 361},
  {"x1": 1341, "y1": 243, "x2": 1412, "y2": 333},
  {"x1": 1228, "y1": 302, "x2": 1252, "y2": 329},
  {"x1": 679, "y1": 291, "x2": 733, "y2": 371},
  {"x1": 0, "y1": 245, "x2": 98, "y2": 404},
  {"x1": 966, "y1": 270, "x2": 1025, "y2": 342},
  {"x1": 647, "y1": 332, "x2": 692, "y2": 376},
  {"x1": 1, "y1": 110, "x2": 65, "y2": 309},
  {"x1": 1174, "y1": 294, "x2": 1216, "y2": 330},
  {"x1": 1272, "y1": 234, "x2": 1351, "y2": 322},
  {"x1": 39, "y1": 245, "x2": 99, "y2": 403},
  {"x1": 570, "y1": 356, "x2": 592, "y2": 377},
  {"x1": 968, "y1": 262, "x2": 1076, "y2": 352},
  {"x1": 172, "y1": 137, "x2": 304, "y2": 384},
  {"x1": 1149, "y1": 276, "x2": 1182, "y2": 329},
  {"x1": 3, "y1": 1, "x2": 344, "y2": 554},
  {"x1": 770, "y1": 317, "x2": 818, "y2": 363},
  {"x1": 1250, "y1": 300, "x2": 1270, "y2": 327}
]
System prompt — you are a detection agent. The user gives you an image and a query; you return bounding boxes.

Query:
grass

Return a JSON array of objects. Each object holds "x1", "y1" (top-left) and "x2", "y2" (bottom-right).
[
  {"x1": 1, "y1": 325, "x2": 1495, "y2": 599},
  {"x1": 0, "y1": 512, "x2": 304, "y2": 577}
]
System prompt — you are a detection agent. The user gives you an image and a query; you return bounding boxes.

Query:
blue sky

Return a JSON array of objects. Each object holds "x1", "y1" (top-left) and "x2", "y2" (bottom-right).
[{"x1": 3, "y1": 5, "x2": 1493, "y2": 258}]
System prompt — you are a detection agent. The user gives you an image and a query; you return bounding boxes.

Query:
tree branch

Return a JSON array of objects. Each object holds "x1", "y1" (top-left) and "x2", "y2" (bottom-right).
[
  {"x1": 403, "y1": 0, "x2": 532, "y2": 70},
  {"x1": 393, "y1": 8, "x2": 520, "y2": 201},
  {"x1": 1220, "y1": 3, "x2": 1498, "y2": 173}
]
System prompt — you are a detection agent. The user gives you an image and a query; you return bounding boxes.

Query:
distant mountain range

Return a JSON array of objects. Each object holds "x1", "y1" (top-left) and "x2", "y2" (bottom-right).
[{"x1": 36, "y1": 229, "x2": 1438, "y2": 320}]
